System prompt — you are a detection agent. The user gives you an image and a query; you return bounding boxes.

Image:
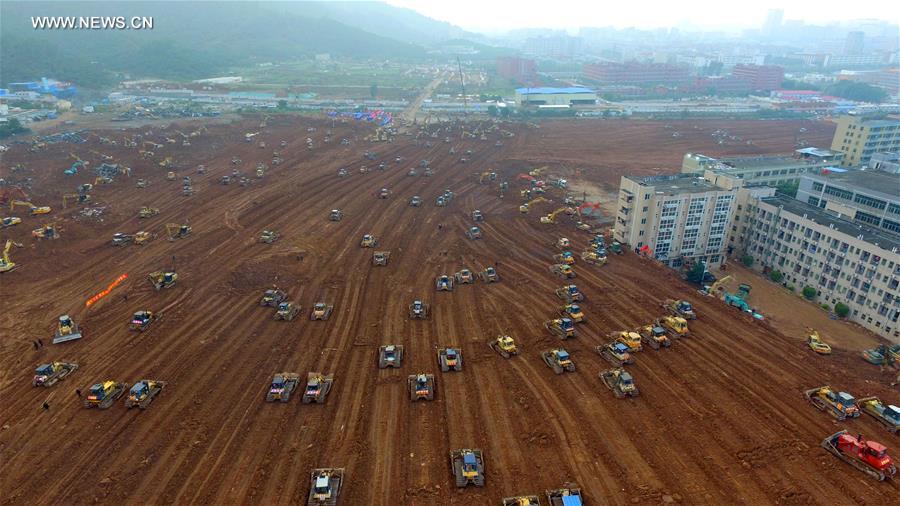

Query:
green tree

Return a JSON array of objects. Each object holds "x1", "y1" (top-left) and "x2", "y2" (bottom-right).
[
  {"x1": 0, "y1": 118, "x2": 29, "y2": 139},
  {"x1": 687, "y1": 261, "x2": 706, "y2": 284},
  {"x1": 834, "y1": 302, "x2": 850, "y2": 318},
  {"x1": 825, "y1": 81, "x2": 888, "y2": 103},
  {"x1": 487, "y1": 104, "x2": 498, "y2": 117},
  {"x1": 802, "y1": 286, "x2": 817, "y2": 300},
  {"x1": 277, "y1": 100, "x2": 288, "y2": 110},
  {"x1": 776, "y1": 180, "x2": 799, "y2": 198},
  {"x1": 769, "y1": 270, "x2": 784, "y2": 283},
  {"x1": 370, "y1": 84, "x2": 378, "y2": 99},
  {"x1": 741, "y1": 254, "x2": 754, "y2": 267},
  {"x1": 780, "y1": 79, "x2": 820, "y2": 91}
]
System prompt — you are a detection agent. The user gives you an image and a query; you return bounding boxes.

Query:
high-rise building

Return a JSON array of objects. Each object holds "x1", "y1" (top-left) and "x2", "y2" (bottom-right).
[
  {"x1": 731, "y1": 64, "x2": 785, "y2": 91},
  {"x1": 845, "y1": 31, "x2": 865, "y2": 56},
  {"x1": 763, "y1": 9, "x2": 784, "y2": 35},
  {"x1": 830, "y1": 113, "x2": 900, "y2": 166}
]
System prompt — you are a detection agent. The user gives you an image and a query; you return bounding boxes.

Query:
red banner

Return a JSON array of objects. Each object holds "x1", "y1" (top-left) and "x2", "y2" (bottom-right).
[{"x1": 86, "y1": 273, "x2": 128, "y2": 307}]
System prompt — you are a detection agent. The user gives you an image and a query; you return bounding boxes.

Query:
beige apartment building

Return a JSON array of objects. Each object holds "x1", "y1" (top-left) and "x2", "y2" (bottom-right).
[{"x1": 830, "y1": 113, "x2": 900, "y2": 167}]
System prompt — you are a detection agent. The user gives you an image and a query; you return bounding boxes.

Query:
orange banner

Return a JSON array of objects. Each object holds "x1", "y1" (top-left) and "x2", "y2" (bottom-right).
[{"x1": 86, "y1": 273, "x2": 128, "y2": 307}]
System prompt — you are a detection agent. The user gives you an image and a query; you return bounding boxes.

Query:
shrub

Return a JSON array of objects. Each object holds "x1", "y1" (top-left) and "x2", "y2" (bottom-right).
[
  {"x1": 741, "y1": 254, "x2": 754, "y2": 267},
  {"x1": 786, "y1": 284, "x2": 795, "y2": 292},
  {"x1": 802, "y1": 286, "x2": 817, "y2": 300},
  {"x1": 769, "y1": 270, "x2": 784, "y2": 283},
  {"x1": 821, "y1": 304, "x2": 831, "y2": 312},
  {"x1": 834, "y1": 302, "x2": 850, "y2": 318}
]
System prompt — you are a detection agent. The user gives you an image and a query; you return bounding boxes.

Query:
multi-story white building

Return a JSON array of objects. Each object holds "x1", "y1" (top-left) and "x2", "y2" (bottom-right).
[
  {"x1": 796, "y1": 169, "x2": 900, "y2": 236},
  {"x1": 682, "y1": 147, "x2": 843, "y2": 186}
]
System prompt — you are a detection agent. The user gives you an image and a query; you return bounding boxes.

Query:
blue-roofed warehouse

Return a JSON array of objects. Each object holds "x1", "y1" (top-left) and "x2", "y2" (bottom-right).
[{"x1": 514, "y1": 87, "x2": 597, "y2": 107}]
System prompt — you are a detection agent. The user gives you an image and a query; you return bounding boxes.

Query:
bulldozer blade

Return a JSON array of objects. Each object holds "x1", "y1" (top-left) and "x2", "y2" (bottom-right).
[{"x1": 52, "y1": 332, "x2": 83, "y2": 344}]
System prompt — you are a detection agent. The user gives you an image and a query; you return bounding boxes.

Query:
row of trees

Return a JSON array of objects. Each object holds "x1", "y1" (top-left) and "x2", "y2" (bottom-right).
[{"x1": 0, "y1": 118, "x2": 29, "y2": 139}]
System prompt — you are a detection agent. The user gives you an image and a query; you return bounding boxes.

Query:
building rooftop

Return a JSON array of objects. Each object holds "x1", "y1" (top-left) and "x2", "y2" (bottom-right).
[
  {"x1": 795, "y1": 147, "x2": 841, "y2": 158},
  {"x1": 719, "y1": 154, "x2": 817, "y2": 169},
  {"x1": 762, "y1": 195, "x2": 900, "y2": 253},
  {"x1": 625, "y1": 174, "x2": 723, "y2": 195},
  {"x1": 515, "y1": 87, "x2": 595, "y2": 95},
  {"x1": 806, "y1": 169, "x2": 900, "y2": 199}
]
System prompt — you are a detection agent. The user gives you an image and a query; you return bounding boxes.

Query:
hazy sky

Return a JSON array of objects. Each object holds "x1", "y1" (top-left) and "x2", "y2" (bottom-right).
[{"x1": 385, "y1": 0, "x2": 890, "y2": 33}]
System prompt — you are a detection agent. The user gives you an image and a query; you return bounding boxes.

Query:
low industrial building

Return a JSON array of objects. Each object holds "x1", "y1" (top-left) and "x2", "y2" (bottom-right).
[
  {"x1": 682, "y1": 147, "x2": 843, "y2": 186},
  {"x1": 514, "y1": 87, "x2": 597, "y2": 107}
]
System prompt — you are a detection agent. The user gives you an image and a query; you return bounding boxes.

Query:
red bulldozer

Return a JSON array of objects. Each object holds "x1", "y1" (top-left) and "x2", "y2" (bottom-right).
[{"x1": 821, "y1": 430, "x2": 896, "y2": 481}]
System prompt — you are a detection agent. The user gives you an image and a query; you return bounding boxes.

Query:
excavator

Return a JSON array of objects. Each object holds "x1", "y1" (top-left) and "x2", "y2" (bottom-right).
[
  {"x1": 10, "y1": 200, "x2": 51, "y2": 216},
  {"x1": 807, "y1": 329, "x2": 832, "y2": 355},
  {"x1": 139, "y1": 207, "x2": 159, "y2": 218},
  {"x1": 62, "y1": 193, "x2": 90, "y2": 209},
  {"x1": 32, "y1": 224, "x2": 59, "y2": 239},
  {"x1": 149, "y1": 271, "x2": 177, "y2": 290},
  {"x1": 519, "y1": 196, "x2": 549, "y2": 213},
  {"x1": 540, "y1": 207, "x2": 568, "y2": 224},
  {"x1": 529, "y1": 166, "x2": 548, "y2": 178},
  {"x1": 0, "y1": 240, "x2": 18, "y2": 273},
  {"x1": 1, "y1": 216, "x2": 21, "y2": 228},
  {"x1": 699, "y1": 275, "x2": 733, "y2": 296}
]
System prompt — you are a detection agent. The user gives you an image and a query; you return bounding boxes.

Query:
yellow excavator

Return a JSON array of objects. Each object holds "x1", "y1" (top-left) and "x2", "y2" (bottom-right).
[
  {"x1": 540, "y1": 207, "x2": 568, "y2": 224},
  {"x1": 0, "y1": 240, "x2": 17, "y2": 273},
  {"x1": 529, "y1": 166, "x2": 548, "y2": 177},
  {"x1": 700, "y1": 275, "x2": 733, "y2": 296},
  {"x1": 63, "y1": 193, "x2": 90, "y2": 209},
  {"x1": 519, "y1": 196, "x2": 549, "y2": 213},
  {"x1": 10, "y1": 200, "x2": 51, "y2": 215}
]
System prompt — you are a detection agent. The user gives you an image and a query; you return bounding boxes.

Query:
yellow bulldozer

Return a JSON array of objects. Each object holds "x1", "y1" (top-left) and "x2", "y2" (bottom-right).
[{"x1": 165, "y1": 223, "x2": 191, "y2": 240}]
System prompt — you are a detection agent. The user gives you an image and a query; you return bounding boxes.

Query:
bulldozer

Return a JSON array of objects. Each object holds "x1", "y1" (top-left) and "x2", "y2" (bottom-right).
[
  {"x1": 542, "y1": 348, "x2": 576, "y2": 374},
  {"x1": 805, "y1": 386, "x2": 861, "y2": 420},
  {"x1": 139, "y1": 207, "x2": 159, "y2": 218},
  {"x1": 663, "y1": 299, "x2": 696, "y2": 320},
  {"x1": 550, "y1": 264, "x2": 575, "y2": 279},
  {"x1": 556, "y1": 285, "x2": 584, "y2": 303},
  {"x1": 455, "y1": 269, "x2": 475, "y2": 284},
  {"x1": 329, "y1": 209, "x2": 343, "y2": 221},
  {"x1": 360, "y1": 234, "x2": 378, "y2": 248},
  {"x1": 601, "y1": 368, "x2": 639, "y2": 399},
  {"x1": 129, "y1": 310, "x2": 156, "y2": 331},
  {"x1": 465, "y1": 226, "x2": 483, "y2": 240},
  {"x1": 165, "y1": 223, "x2": 191, "y2": 240},
  {"x1": 488, "y1": 335, "x2": 518, "y2": 358},
  {"x1": 821, "y1": 430, "x2": 896, "y2": 481},
  {"x1": 409, "y1": 299, "x2": 429, "y2": 319},
  {"x1": 53, "y1": 315, "x2": 83, "y2": 344},
  {"x1": 378, "y1": 344, "x2": 404, "y2": 368},
  {"x1": 372, "y1": 251, "x2": 390, "y2": 266},
  {"x1": 438, "y1": 348, "x2": 463, "y2": 372},
  {"x1": 545, "y1": 318, "x2": 576, "y2": 339},
  {"x1": 133, "y1": 231, "x2": 153, "y2": 245},
  {"x1": 261, "y1": 289, "x2": 287, "y2": 307},
  {"x1": 554, "y1": 251, "x2": 576, "y2": 265},
  {"x1": 84, "y1": 380, "x2": 128, "y2": 409},
  {"x1": 149, "y1": 271, "x2": 177, "y2": 290},
  {"x1": 598, "y1": 341, "x2": 633, "y2": 367},
  {"x1": 33, "y1": 361, "x2": 79, "y2": 387},
  {"x1": 450, "y1": 449, "x2": 485, "y2": 488},
  {"x1": 302, "y1": 372, "x2": 334, "y2": 404},
  {"x1": 259, "y1": 230, "x2": 279, "y2": 244},
  {"x1": 479, "y1": 266, "x2": 500, "y2": 283},
  {"x1": 547, "y1": 486, "x2": 583, "y2": 506},
  {"x1": 857, "y1": 397, "x2": 900, "y2": 434},
  {"x1": 581, "y1": 250, "x2": 607, "y2": 266},
  {"x1": 560, "y1": 304, "x2": 585, "y2": 323},
  {"x1": 614, "y1": 331, "x2": 642, "y2": 352},
  {"x1": 807, "y1": 329, "x2": 832, "y2": 355},
  {"x1": 274, "y1": 302, "x2": 301, "y2": 321},
  {"x1": 659, "y1": 315, "x2": 690, "y2": 338},
  {"x1": 266, "y1": 373, "x2": 300, "y2": 402},
  {"x1": 502, "y1": 496, "x2": 540, "y2": 506},
  {"x1": 125, "y1": 380, "x2": 166, "y2": 409},
  {"x1": 540, "y1": 207, "x2": 568, "y2": 224},
  {"x1": 308, "y1": 468, "x2": 344, "y2": 505},
  {"x1": 310, "y1": 302, "x2": 334, "y2": 321},
  {"x1": 436, "y1": 275, "x2": 454, "y2": 291},
  {"x1": 408, "y1": 373, "x2": 435, "y2": 401},
  {"x1": 639, "y1": 324, "x2": 671, "y2": 350},
  {"x1": 1, "y1": 216, "x2": 22, "y2": 228}
]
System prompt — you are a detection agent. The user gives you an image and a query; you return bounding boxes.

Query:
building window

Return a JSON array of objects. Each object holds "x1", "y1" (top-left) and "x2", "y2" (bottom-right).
[
  {"x1": 812, "y1": 182, "x2": 824, "y2": 191},
  {"x1": 856, "y1": 211, "x2": 881, "y2": 226},
  {"x1": 823, "y1": 185, "x2": 853, "y2": 200},
  {"x1": 853, "y1": 194, "x2": 887, "y2": 210},
  {"x1": 808, "y1": 196, "x2": 820, "y2": 206}
]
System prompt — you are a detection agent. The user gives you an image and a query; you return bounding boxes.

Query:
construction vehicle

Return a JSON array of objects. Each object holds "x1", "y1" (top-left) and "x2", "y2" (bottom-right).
[
  {"x1": 807, "y1": 329, "x2": 832, "y2": 355},
  {"x1": 409, "y1": 196, "x2": 423, "y2": 207},
  {"x1": 129, "y1": 310, "x2": 156, "y2": 331},
  {"x1": 84, "y1": 380, "x2": 128, "y2": 409},
  {"x1": 409, "y1": 300, "x2": 429, "y2": 319},
  {"x1": 542, "y1": 348, "x2": 576, "y2": 374},
  {"x1": 857, "y1": 397, "x2": 900, "y2": 434},
  {"x1": 540, "y1": 207, "x2": 568, "y2": 224},
  {"x1": 550, "y1": 264, "x2": 575, "y2": 279},
  {"x1": 502, "y1": 496, "x2": 540, "y2": 506},
  {"x1": 259, "y1": 230, "x2": 279, "y2": 244},
  {"x1": 329, "y1": 209, "x2": 343, "y2": 221},
  {"x1": 259, "y1": 288, "x2": 287, "y2": 307},
  {"x1": 560, "y1": 304, "x2": 585, "y2": 323},
  {"x1": 377, "y1": 187, "x2": 391, "y2": 199},
  {"x1": 302, "y1": 372, "x2": 334, "y2": 404},
  {"x1": 438, "y1": 348, "x2": 463, "y2": 372},
  {"x1": 466, "y1": 226, "x2": 482, "y2": 240},
  {"x1": 639, "y1": 323, "x2": 671, "y2": 350},
  {"x1": 53, "y1": 315, "x2": 83, "y2": 344},
  {"x1": 220, "y1": 175, "x2": 232, "y2": 185},
  {"x1": 62, "y1": 193, "x2": 90, "y2": 208},
  {"x1": 663, "y1": 299, "x2": 696, "y2": 320},
  {"x1": 310, "y1": 302, "x2": 334, "y2": 321},
  {"x1": 479, "y1": 266, "x2": 499, "y2": 283},
  {"x1": 31, "y1": 224, "x2": 59, "y2": 239},
  {"x1": 436, "y1": 275, "x2": 454, "y2": 291},
  {"x1": 436, "y1": 195, "x2": 448, "y2": 207},
  {"x1": 111, "y1": 232, "x2": 134, "y2": 246},
  {"x1": 545, "y1": 318, "x2": 576, "y2": 339},
  {"x1": 609, "y1": 240, "x2": 624, "y2": 255},
  {"x1": 660, "y1": 315, "x2": 690, "y2": 338},
  {"x1": 805, "y1": 386, "x2": 860, "y2": 420},
  {"x1": 378, "y1": 344, "x2": 404, "y2": 368},
  {"x1": 165, "y1": 223, "x2": 191, "y2": 240},
  {"x1": 136, "y1": 178, "x2": 147, "y2": 188},
  {"x1": 580, "y1": 250, "x2": 607, "y2": 266},
  {"x1": 472, "y1": 210, "x2": 484, "y2": 222},
  {"x1": 408, "y1": 373, "x2": 435, "y2": 401},
  {"x1": 554, "y1": 251, "x2": 576, "y2": 265},
  {"x1": 149, "y1": 271, "x2": 177, "y2": 290},
  {"x1": 360, "y1": 234, "x2": 377, "y2": 248},
  {"x1": 555, "y1": 285, "x2": 584, "y2": 303},
  {"x1": 861, "y1": 344, "x2": 896, "y2": 366},
  {"x1": 519, "y1": 196, "x2": 549, "y2": 214},
  {"x1": 455, "y1": 269, "x2": 475, "y2": 285},
  {"x1": 139, "y1": 207, "x2": 159, "y2": 218},
  {"x1": 33, "y1": 362, "x2": 79, "y2": 387},
  {"x1": 821, "y1": 430, "x2": 896, "y2": 481},
  {"x1": 614, "y1": 331, "x2": 642, "y2": 352},
  {"x1": 488, "y1": 335, "x2": 518, "y2": 358},
  {"x1": 601, "y1": 368, "x2": 640, "y2": 399},
  {"x1": 166, "y1": 171, "x2": 176, "y2": 181},
  {"x1": 556, "y1": 237, "x2": 570, "y2": 249},
  {"x1": 408, "y1": 167, "x2": 418, "y2": 177},
  {"x1": 1, "y1": 216, "x2": 21, "y2": 228},
  {"x1": 266, "y1": 373, "x2": 300, "y2": 402},
  {"x1": 598, "y1": 341, "x2": 633, "y2": 367},
  {"x1": 450, "y1": 449, "x2": 485, "y2": 487},
  {"x1": 274, "y1": 302, "x2": 301, "y2": 321},
  {"x1": 373, "y1": 251, "x2": 390, "y2": 266},
  {"x1": 547, "y1": 486, "x2": 583, "y2": 506},
  {"x1": 125, "y1": 380, "x2": 166, "y2": 409},
  {"x1": 308, "y1": 468, "x2": 343, "y2": 505}
]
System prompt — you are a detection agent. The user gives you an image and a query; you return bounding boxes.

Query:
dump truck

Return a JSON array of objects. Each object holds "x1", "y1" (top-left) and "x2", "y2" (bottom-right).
[
  {"x1": 373, "y1": 251, "x2": 390, "y2": 266},
  {"x1": 308, "y1": 468, "x2": 343, "y2": 506},
  {"x1": 408, "y1": 373, "x2": 435, "y2": 401},
  {"x1": 129, "y1": 310, "x2": 156, "y2": 331},
  {"x1": 378, "y1": 344, "x2": 404, "y2": 368},
  {"x1": 479, "y1": 266, "x2": 500, "y2": 283},
  {"x1": 52, "y1": 314, "x2": 83, "y2": 344},
  {"x1": 148, "y1": 271, "x2": 177, "y2": 290},
  {"x1": 111, "y1": 232, "x2": 134, "y2": 246},
  {"x1": 33, "y1": 361, "x2": 79, "y2": 387},
  {"x1": 125, "y1": 380, "x2": 166, "y2": 409},
  {"x1": 502, "y1": 496, "x2": 540, "y2": 506},
  {"x1": 84, "y1": 380, "x2": 128, "y2": 409},
  {"x1": 547, "y1": 486, "x2": 583, "y2": 506},
  {"x1": 598, "y1": 341, "x2": 633, "y2": 367},
  {"x1": 805, "y1": 386, "x2": 861, "y2": 420},
  {"x1": 266, "y1": 373, "x2": 300, "y2": 402},
  {"x1": 409, "y1": 300, "x2": 429, "y2": 319},
  {"x1": 660, "y1": 315, "x2": 690, "y2": 338},
  {"x1": 639, "y1": 324, "x2": 671, "y2": 350},
  {"x1": 821, "y1": 430, "x2": 896, "y2": 481},
  {"x1": 856, "y1": 397, "x2": 900, "y2": 434},
  {"x1": 274, "y1": 302, "x2": 301, "y2": 321},
  {"x1": 542, "y1": 348, "x2": 576, "y2": 374},
  {"x1": 438, "y1": 348, "x2": 463, "y2": 372},
  {"x1": 310, "y1": 302, "x2": 334, "y2": 321},
  {"x1": 560, "y1": 304, "x2": 585, "y2": 323},
  {"x1": 302, "y1": 372, "x2": 334, "y2": 403},
  {"x1": 455, "y1": 269, "x2": 475, "y2": 284},
  {"x1": 545, "y1": 318, "x2": 577, "y2": 339},
  {"x1": 260, "y1": 289, "x2": 287, "y2": 307},
  {"x1": 259, "y1": 230, "x2": 279, "y2": 244},
  {"x1": 663, "y1": 299, "x2": 696, "y2": 320},
  {"x1": 488, "y1": 335, "x2": 518, "y2": 358},
  {"x1": 556, "y1": 285, "x2": 584, "y2": 303},
  {"x1": 436, "y1": 275, "x2": 454, "y2": 291},
  {"x1": 450, "y1": 449, "x2": 485, "y2": 488},
  {"x1": 550, "y1": 264, "x2": 575, "y2": 279},
  {"x1": 614, "y1": 331, "x2": 642, "y2": 352},
  {"x1": 601, "y1": 368, "x2": 639, "y2": 398}
]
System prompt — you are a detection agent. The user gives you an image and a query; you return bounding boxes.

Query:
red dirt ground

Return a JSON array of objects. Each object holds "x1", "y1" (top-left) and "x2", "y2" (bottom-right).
[{"x1": 1, "y1": 117, "x2": 896, "y2": 506}]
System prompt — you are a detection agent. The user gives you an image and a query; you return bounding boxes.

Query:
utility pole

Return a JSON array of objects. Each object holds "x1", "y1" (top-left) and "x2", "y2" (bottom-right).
[{"x1": 457, "y1": 57, "x2": 467, "y2": 117}]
